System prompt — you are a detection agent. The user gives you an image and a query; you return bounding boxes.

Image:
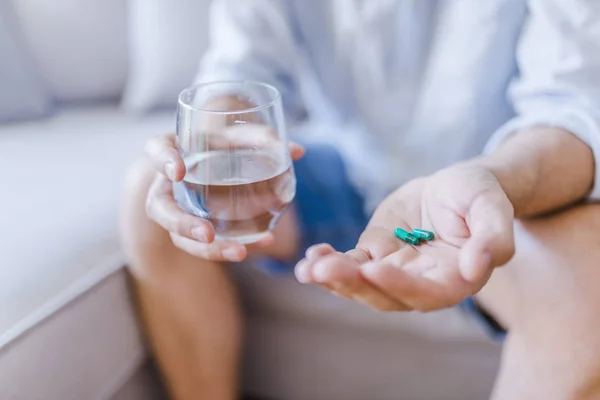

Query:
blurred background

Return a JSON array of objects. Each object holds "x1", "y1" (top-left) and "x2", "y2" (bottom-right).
[{"x1": 0, "y1": 1, "x2": 501, "y2": 399}]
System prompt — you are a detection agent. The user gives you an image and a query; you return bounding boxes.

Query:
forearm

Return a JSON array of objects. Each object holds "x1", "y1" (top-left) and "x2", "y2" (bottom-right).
[{"x1": 474, "y1": 127, "x2": 595, "y2": 218}]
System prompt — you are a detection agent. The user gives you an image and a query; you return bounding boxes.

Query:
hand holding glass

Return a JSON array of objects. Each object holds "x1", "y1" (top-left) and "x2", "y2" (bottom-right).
[{"x1": 174, "y1": 81, "x2": 296, "y2": 244}]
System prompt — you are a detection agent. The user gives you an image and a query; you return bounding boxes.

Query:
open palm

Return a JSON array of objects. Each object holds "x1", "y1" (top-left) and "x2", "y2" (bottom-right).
[{"x1": 295, "y1": 165, "x2": 515, "y2": 312}]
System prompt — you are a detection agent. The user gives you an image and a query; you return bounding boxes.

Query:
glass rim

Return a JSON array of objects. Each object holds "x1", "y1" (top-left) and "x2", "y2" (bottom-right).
[{"x1": 178, "y1": 80, "x2": 282, "y2": 115}]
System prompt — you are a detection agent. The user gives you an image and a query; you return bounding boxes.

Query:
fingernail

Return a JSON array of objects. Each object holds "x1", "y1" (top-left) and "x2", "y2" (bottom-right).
[
  {"x1": 294, "y1": 260, "x2": 311, "y2": 283},
  {"x1": 305, "y1": 245, "x2": 320, "y2": 260},
  {"x1": 191, "y1": 227, "x2": 208, "y2": 242},
  {"x1": 165, "y1": 161, "x2": 177, "y2": 181},
  {"x1": 222, "y1": 248, "x2": 242, "y2": 261},
  {"x1": 306, "y1": 244, "x2": 332, "y2": 260}
]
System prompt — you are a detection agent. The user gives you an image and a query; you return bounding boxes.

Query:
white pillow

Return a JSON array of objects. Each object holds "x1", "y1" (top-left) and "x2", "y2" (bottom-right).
[
  {"x1": 0, "y1": 1, "x2": 51, "y2": 122},
  {"x1": 121, "y1": 0, "x2": 212, "y2": 113},
  {"x1": 10, "y1": 0, "x2": 128, "y2": 102}
]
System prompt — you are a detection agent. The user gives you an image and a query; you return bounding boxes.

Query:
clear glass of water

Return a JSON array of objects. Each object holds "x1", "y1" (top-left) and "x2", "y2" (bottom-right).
[{"x1": 175, "y1": 81, "x2": 296, "y2": 244}]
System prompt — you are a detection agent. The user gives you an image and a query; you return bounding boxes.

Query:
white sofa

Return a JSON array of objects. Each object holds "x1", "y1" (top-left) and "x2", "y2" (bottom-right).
[{"x1": 0, "y1": 1, "x2": 501, "y2": 399}]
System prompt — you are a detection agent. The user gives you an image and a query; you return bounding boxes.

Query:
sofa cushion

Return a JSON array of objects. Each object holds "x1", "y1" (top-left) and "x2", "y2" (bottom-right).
[
  {"x1": 228, "y1": 265, "x2": 501, "y2": 399},
  {"x1": 0, "y1": 105, "x2": 173, "y2": 399},
  {"x1": 9, "y1": 0, "x2": 128, "y2": 102},
  {"x1": 231, "y1": 264, "x2": 496, "y2": 342},
  {"x1": 0, "y1": 105, "x2": 173, "y2": 340},
  {"x1": 0, "y1": 1, "x2": 51, "y2": 122},
  {"x1": 0, "y1": 271, "x2": 147, "y2": 400},
  {"x1": 121, "y1": 0, "x2": 212, "y2": 112}
]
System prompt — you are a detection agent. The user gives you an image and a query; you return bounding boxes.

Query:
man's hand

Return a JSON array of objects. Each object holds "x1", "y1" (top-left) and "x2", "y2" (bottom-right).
[
  {"x1": 144, "y1": 131, "x2": 305, "y2": 262},
  {"x1": 295, "y1": 164, "x2": 515, "y2": 311}
]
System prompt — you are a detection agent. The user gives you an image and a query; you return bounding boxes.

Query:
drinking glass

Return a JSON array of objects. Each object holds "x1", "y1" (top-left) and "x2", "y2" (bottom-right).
[{"x1": 174, "y1": 81, "x2": 296, "y2": 244}]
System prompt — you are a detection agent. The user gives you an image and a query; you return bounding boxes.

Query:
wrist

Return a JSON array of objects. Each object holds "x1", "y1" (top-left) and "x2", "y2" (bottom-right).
[
  {"x1": 473, "y1": 126, "x2": 595, "y2": 217},
  {"x1": 467, "y1": 154, "x2": 539, "y2": 218}
]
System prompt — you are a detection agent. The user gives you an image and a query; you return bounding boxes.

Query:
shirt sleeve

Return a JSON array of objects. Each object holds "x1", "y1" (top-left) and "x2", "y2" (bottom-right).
[
  {"x1": 484, "y1": 0, "x2": 600, "y2": 199},
  {"x1": 194, "y1": 0, "x2": 306, "y2": 123}
]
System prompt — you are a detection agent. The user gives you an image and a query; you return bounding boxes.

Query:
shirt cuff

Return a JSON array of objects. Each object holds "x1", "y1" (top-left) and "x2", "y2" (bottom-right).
[{"x1": 484, "y1": 108, "x2": 600, "y2": 201}]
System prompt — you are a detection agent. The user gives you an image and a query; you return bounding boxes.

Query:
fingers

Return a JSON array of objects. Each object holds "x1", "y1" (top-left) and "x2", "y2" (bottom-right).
[
  {"x1": 208, "y1": 124, "x2": 306, "y2": 161},
  {"x1": 361, "y1": 261, "x2": 457, "y2": 311},
  {"x1": 289, "y1": 142, "x2": 305, "y2": 161},
  {"x1": 247, "y1": 232, "x2": 275, "y2": 249},
  {"x1": 345, "y1": 248, "x2": 372, "y2": 263},
  {"x1": 295, "y1": 244, "x2": 410, "y2": 311},
  {"x1": 460, "y1": 190, "x2": 515, "y2": 282},
  {"x1": 356, "y1": 225, "x2": 404, "y2": 260},
  {"x1": 296, "y1": 243, "x2": 354, "y2": 282},
  {"x1": 145, "y1": 134, "x2": 186, "y2": 181},
  {"x1": 244, "y1": 233, "x2": 278, "y2": 259},
  {"x1": 305, "y1": 243, "x2": 336, "y2": 260},
  {"x1": 359, "y1": 246, "x2": 470, "y2": 311},
  {"x1": 170, "y1": 234, "x2": 247, "y2": 262},
  {"x1": 295, "y1": 244, "x2": 336, "y2": 283},
  {"x1": 314, "y1": 253, "x2": 411, "y2": 311},
  {"x1": 144, "y1": 130, "x2": 303, "y2": 185},
  {"x1": 146, "y1": 175, "x2": 215, "y2": 242},
  {"x1": 294, "y1": 258, "x2": 314, "y2": 284},
  {"x1": 377, "y1": 246, "x2": 420, "y2": 269},
  {"x1": 149, "y1": 175, "x2": 249, "y2": 262}
]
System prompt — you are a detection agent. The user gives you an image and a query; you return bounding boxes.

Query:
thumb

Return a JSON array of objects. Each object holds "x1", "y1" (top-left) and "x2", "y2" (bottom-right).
[
  {"x1": 145, "y1": 134, "x2": 186, "y2": 182},
  {"x1": 459, "y1": 190, "x2": 515, "y2": 282}
]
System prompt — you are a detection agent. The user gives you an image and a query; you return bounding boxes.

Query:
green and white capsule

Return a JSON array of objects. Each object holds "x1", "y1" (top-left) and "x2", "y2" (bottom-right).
[
  {"x1": 394, "y1": 228, "x2": 421, "y2": 246},
  {"x1": 411, "y1": 228, "x2": 435, "y2": 241}
]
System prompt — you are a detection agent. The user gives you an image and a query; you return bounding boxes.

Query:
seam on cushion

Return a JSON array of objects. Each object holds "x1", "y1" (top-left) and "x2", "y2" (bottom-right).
[{"x1": 0, "y1": 251, "x2": 126, "y2": 351}]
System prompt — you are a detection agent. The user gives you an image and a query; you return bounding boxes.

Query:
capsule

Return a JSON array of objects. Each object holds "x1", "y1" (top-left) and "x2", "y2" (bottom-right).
[
  {"x1": 394, "y1": 228, "x2": 421, "y2": 246},
  {"x1": 412, "y1": 228, "x2": 435, "y2": 241}
]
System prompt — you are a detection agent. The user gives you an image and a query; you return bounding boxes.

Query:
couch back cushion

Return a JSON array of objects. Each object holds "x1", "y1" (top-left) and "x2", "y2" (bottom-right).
[
  {"x1": 120, "y1": 0, "x2": 212, "y2": 113},
  {"x1": 0, "y1": 1, "x2": 51, "y2": 122},
  {"x1": 10, "y1": 0, "x2": 128, "y2": 103}
]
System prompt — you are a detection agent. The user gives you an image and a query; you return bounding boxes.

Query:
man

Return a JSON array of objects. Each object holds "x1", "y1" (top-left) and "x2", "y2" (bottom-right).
[{"x1": 121, "y1": 1, "x2": 600, "y2": 399}]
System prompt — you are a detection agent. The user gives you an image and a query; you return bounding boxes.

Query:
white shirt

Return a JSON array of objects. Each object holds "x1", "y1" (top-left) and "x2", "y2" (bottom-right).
[{"x1": 196, "y1": 0, "x2": 600, "y2": 212}]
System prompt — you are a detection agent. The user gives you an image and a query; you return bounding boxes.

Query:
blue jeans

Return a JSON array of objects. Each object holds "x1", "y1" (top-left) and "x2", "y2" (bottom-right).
[{"x1": 260, "y1": 144, "x2": 369, "y2": 273}]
